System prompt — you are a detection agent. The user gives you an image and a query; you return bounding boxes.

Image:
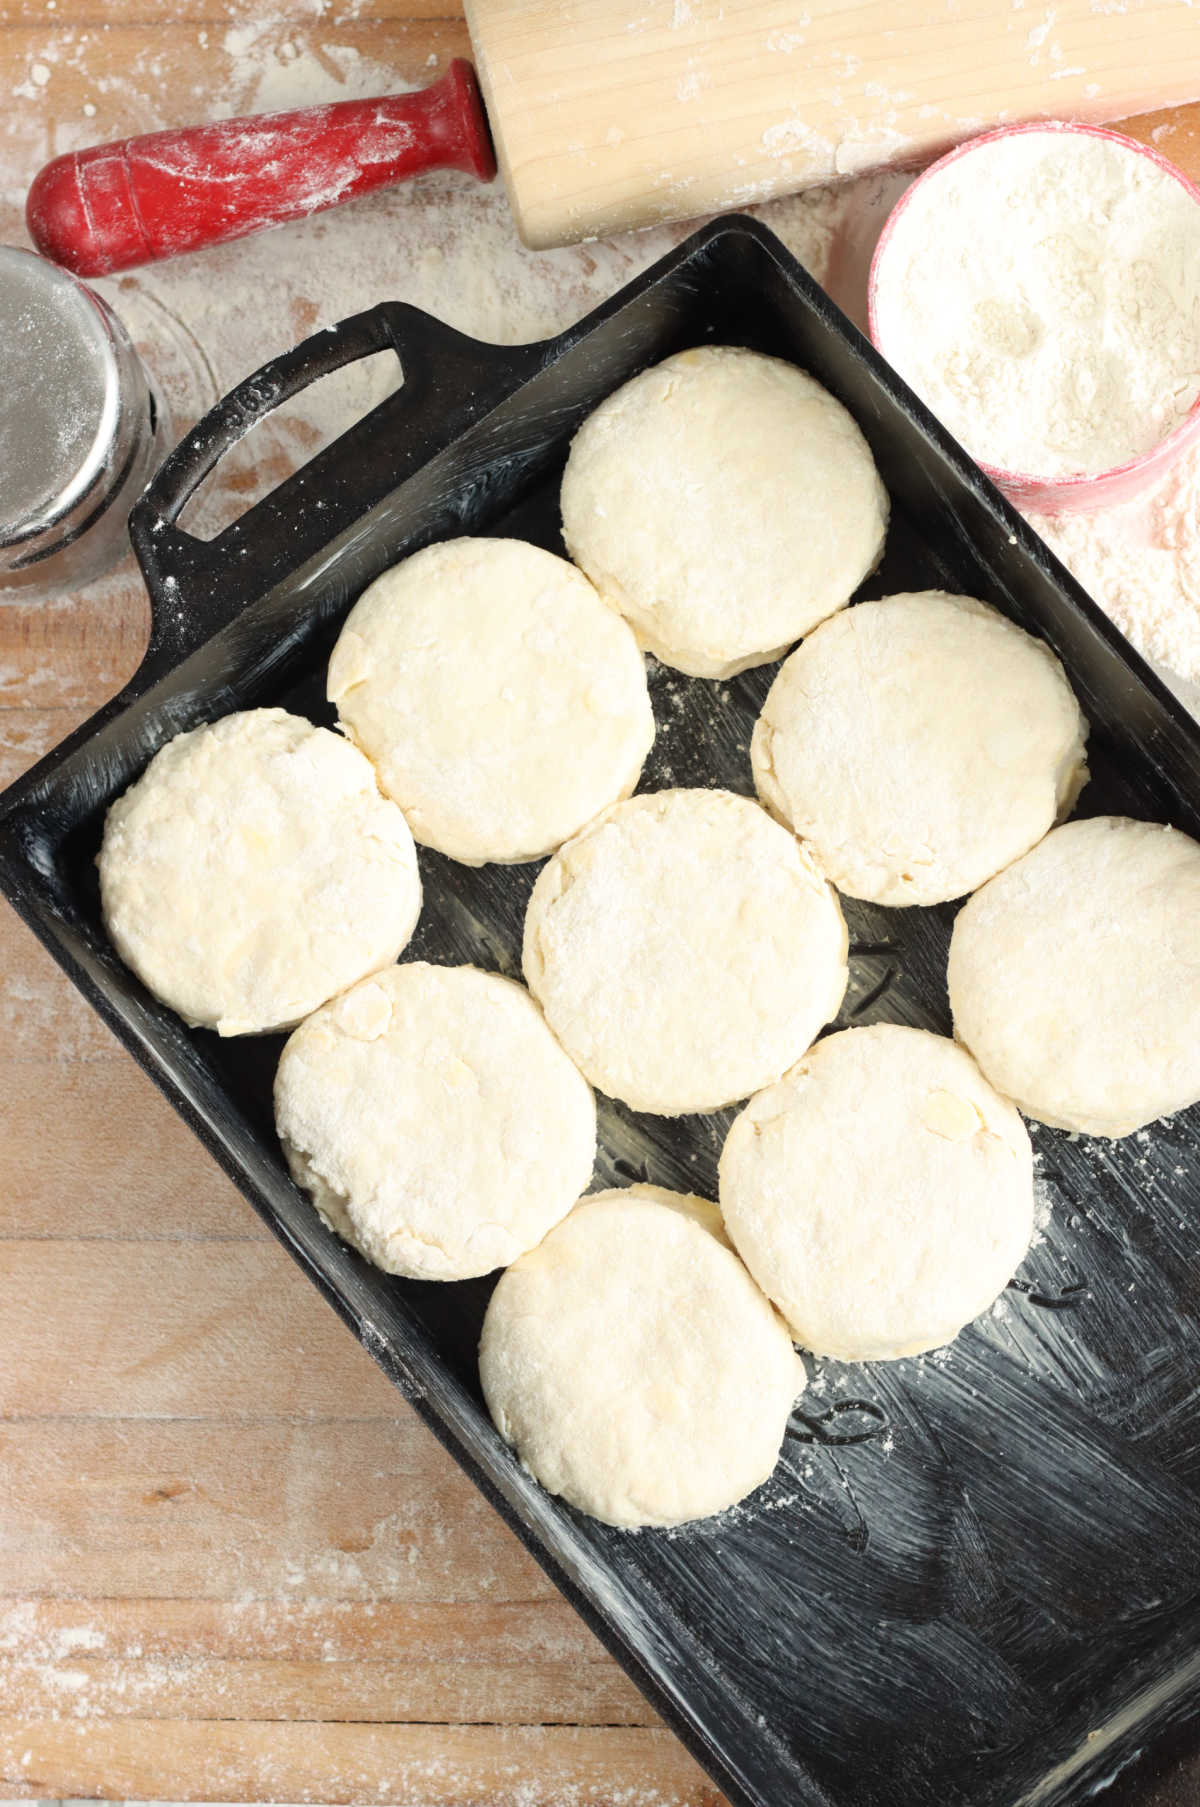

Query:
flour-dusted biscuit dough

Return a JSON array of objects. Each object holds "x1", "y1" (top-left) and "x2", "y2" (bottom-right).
[
  {"x1": 948, "y1": 816, "x2": 1200, "y2": 1137},
  {"x1": 274, "y1": 963, "x2": 596, "y2": 1281},
  {"x1": 719, "y1": 1024, "x2": 1034, "y2": 1361},
  {"x1": 328, "y1": 537, "x2": 655, "y2": 865},
  {"x1": 752, "y1": 591, "x2": 1089, "y2": 907},
  {"x1": 560, "y1": 346, "x2": 889, "y2": 679},
  {"x1": 523, "y1": 787, "x2": 848, "y2": 1115},
  {"x1": 99, "y1": 708, "x2": 421, "y2": 1036},
  {"x1": 479, "y1": 1184, "x2": 804, "y2": 1528}
]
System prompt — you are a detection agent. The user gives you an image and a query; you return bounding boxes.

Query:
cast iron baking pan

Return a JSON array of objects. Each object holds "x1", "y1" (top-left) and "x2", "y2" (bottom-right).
[{"x1": 3, "y1": 217, "x2": 1200, "y2": 1807}]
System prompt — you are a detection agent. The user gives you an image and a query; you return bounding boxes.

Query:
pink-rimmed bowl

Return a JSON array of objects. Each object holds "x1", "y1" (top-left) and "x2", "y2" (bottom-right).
[{"x1": 867, "y1": 120, "x2": 1200, "y2": 516}]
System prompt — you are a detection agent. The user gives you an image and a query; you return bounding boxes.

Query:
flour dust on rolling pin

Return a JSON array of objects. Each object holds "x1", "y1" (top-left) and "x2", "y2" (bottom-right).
[{"x1": 465, "y1": 0, "x2": 1200, "y2": 246}]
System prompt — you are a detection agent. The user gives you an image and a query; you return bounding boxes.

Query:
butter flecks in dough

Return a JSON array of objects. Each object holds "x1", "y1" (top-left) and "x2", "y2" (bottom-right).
[
  {"x1": 479, "y1": 1184, "x2": 803, "y2": 1529},
  {"x1": 560, "y1": 345, "x2": 888, "y2": 680},
  {"x1": 328, "y1": 537, "x2": 655, "y2": 865},
  {"x1": 99, "y1": 707, "x2": 421, "y2": 1037},
  {"x1": 948, "y1": 815, "x2": 1200, "y2": 1138},
  {"x1": 719, "y1": 1023, "x2": 1034, "y2": 1361},
  {"x1": 752, "y1": 590, "x2": 1089, "y2": 907},
  {"x1": 522, "y1": 787, "x2": 848, "y2": 1116},
  {"x1": 274, "y1": 962, "x2": 597, "y2": 1282}
]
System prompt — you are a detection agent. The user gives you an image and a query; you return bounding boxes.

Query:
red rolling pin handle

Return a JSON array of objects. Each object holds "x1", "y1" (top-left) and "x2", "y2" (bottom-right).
[{"x1": 27, "y1": 61, "x2": 496, "y2": 278}]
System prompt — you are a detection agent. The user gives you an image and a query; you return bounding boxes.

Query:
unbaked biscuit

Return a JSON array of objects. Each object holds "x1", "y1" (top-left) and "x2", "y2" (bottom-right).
[
  {"x1": 274, "y1": 962, "x2": 597, "y2": 1280},
  {"x1": 522, "y1": 787, "x2": 848, "y2": 1115},
  {"x1": 479, "y1": 1184, "x2": 803, "y2": 1528},
  {"x1": 561, "y1": 346, "x2": 888, "y2": 679},
  {"x1": 99, "y1": 707, "x2": 421, "y2": 1036},
  {"x1": 752, "y1": 591, "x2": 1088, "y2": 906},
  {"x1": 719, "y1": 1023, "x2": 1034, "y2": 1360},
  {"x1": 948, "y1": 815, "x2": 1200, "y2": 1136},
  {"x1": 329, "y1": 537, "x2": 654, "y2": 865}
]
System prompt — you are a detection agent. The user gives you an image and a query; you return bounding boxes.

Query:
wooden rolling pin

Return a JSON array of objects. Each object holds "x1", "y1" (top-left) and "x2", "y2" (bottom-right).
[
  {"x1": 467, "y1": 0, "x2": 1200, "y2": 244},
  {"x1": 26, "y1": 0, "x2": 1200, "y2": 272}
]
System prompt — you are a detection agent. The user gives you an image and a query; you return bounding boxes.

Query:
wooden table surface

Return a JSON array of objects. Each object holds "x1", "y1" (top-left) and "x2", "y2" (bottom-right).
[{"x1": 3, "y1": 6, "x2": 1200, "y2": 1803}]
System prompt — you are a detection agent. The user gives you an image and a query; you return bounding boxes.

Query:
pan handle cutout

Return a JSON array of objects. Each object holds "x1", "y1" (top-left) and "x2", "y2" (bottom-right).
[{"x1": 127, "y1": 303, "x2": 545, "y2": 675}]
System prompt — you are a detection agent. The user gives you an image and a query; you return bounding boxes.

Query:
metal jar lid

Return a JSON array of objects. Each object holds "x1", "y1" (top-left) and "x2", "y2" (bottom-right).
[{"x1": 0, "y1": 245, "x2": 166, "y2": 590}]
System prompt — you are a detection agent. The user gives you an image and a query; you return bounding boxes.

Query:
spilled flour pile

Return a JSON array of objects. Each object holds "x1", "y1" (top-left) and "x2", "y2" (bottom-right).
[{"x1": 1029, "y1": 451, "x2": 1200, "y2": 698}]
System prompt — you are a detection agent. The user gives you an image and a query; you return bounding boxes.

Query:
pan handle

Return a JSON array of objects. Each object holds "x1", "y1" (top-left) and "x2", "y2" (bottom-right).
[{"x1": 129, "y1": 302, "x2": 545, "y2": 667}]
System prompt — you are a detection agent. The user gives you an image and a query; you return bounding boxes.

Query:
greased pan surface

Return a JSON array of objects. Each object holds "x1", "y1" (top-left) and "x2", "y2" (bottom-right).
[{"x1": 3, "y1": 219, "x2": 1200, "y2": 1807}]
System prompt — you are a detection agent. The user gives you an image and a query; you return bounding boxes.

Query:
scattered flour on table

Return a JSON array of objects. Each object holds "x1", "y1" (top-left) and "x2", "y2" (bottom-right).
[
  {"x1": 73, "y1": 18, "x2": 853, "y2": 533},
  {"x1": 872, "y1": 129, "x2": 1200, "y2": 478},
  {"x1": 0, "y1": 13, "x2": 887, "y2": 554},
  {"x1": 1027, "y1": 447, "x2": 1200, "y2": 694},
  {"x1": 7, "y1": 19, "x2": 1200, "y2": 707},
  {"x1": 216, "y1": 18, "x2": 386, "y2": 116}
]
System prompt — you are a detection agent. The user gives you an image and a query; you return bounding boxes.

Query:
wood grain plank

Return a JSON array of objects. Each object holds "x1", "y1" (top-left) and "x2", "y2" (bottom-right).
[
  {"x1": 0, "y1": 1596, "x2": 646, "y2": 1730},
  {"x1": 1, "y1": 1058, "x2": 262, "y2": 1241},
  {"x1": 0, "y1": 2, "x2": 466, "y2": 25},
  {"x1": 0, "y1": 901, "x2": 126, "y2": 1064},
  {"x1": 0, "y1": 1719, "x2": 725, "y2": 1806},
  {"x1": 1, "y1": 1654, "x2": 648, "y2": 1724},
  {"x1": 0, "y1": 710, "x2": 89, "y2": 792},
  {"x1": 1121, "y1": 104, "x2": 1200, "y2": 178},
  {"x1": 0, "y1": 580, "x2": 150, "y2": 712},
  {"x1": 0, "y1": 1241, "x2": 414, "y2": 1417},
  {"x1": 0, "y1": 1595, "x2": 604, "y2": 1664},
  {"x1": 0, "y1": 1418, "x2": 549, "y2": 1602},
  {"x1": 0, "y1": 1633, "x2": 644, "y2": 1724}
]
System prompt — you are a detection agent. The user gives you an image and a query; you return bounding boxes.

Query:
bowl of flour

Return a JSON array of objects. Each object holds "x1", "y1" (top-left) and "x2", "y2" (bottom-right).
[{"x1": 868, "y1": 122, "x2": 1200, "y2": 513}]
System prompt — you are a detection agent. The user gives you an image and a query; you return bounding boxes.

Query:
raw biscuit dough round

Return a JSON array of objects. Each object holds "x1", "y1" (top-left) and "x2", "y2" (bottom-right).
[
  {"x1": 328, "y1": 537, "x2": 655, "y2": 864},
  {"x1": 948, "y1": 815, "x2": 1200, "y2": 1137},
  {"x1": 560, "y1": 346, "x2": 889, "y2": 679},
  {"x1": 274, "y1": 962, "x2": 597, "y2": 1280},
  {"x1": 99, "y1": 707, "x2": 421, "y2": 1036},
  {"x1": 479, "y1": 1184, "x2": 804, "y2": 1527},
  {"x1": 718, "y1": 1023, "x2": 1034, "y2": 1360},
  {"x1": 752, "y1": 591, "x2": 1089, "y2": 906},
  {"x1": 522, "y1": 787, "x2": 848, "y2": 1115}
]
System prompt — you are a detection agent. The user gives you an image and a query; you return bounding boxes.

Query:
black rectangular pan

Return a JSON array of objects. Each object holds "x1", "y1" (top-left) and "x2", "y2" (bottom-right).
[{"x1": 4, "y1": 217, "x2": 1200, "y2": 1807}]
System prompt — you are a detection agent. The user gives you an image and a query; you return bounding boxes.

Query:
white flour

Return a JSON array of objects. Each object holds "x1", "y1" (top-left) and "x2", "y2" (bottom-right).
[
  {"x1": 1027, "y1": 444, "x2": 1200, "y2": 695},
  {"x1": 872, "y1": 129, "x2": 1200, "y2": 478}
]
